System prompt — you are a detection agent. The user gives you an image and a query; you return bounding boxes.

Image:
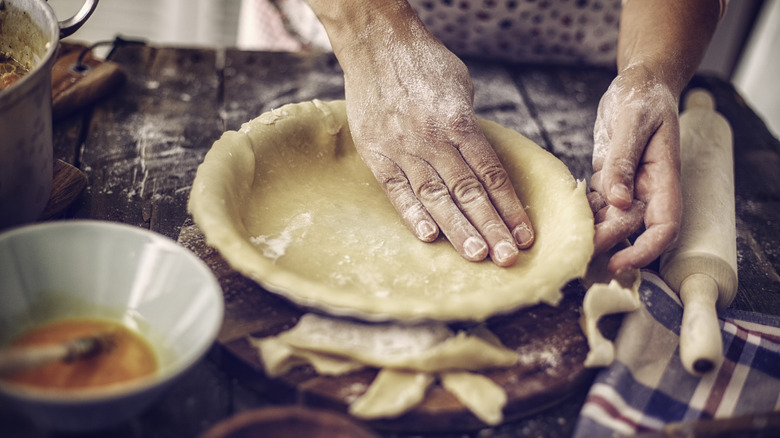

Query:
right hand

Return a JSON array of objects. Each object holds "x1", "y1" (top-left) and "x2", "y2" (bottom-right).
[{"x1": 588, "y1": 63, "x2": 682, "y2": 273}]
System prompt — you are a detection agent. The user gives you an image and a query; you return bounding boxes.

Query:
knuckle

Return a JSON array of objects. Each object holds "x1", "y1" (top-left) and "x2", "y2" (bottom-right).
[
  {"x1": 451, "y1": 176, "x2": 487, "y2": 205},
  {"x1": 425, "y1": 103, "x2": 477, "y2": 136},
  {"x1": 444, "y1": 109, "x2": 477, "y2": 133},
  {"x1": 608, "y1": 157, "x2": 637, "y2": 180},
  {"x1": 417, "y1": 180, "x2": 451, "y2": 204},
  {"x1": 481, "y1": 218, "x2": 507, "y2": 235},
  {"x1": 380, "y1": 175, "x2": 410, "y2": 197},
  {"x1": 479, "y1": 163, "x2": 512, "y2": 192}
]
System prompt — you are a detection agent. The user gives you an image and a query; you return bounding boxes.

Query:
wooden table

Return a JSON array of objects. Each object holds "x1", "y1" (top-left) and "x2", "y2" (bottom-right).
[{"x1": 1, "y1": 42, "x2": 779, "y2": 437}]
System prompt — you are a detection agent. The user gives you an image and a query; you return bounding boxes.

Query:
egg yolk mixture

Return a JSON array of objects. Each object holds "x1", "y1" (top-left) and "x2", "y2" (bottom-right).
[{"x1": 2, "y1": 318, "x2": 157, "y2": 390}]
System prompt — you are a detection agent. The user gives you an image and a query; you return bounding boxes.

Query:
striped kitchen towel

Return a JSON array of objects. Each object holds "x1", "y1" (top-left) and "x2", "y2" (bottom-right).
[{"x1": 572, "y1": 271, "x2": 780, "y2": 437}]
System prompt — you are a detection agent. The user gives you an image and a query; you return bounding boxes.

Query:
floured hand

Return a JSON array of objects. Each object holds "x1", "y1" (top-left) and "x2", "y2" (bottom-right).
[
  {"x1": 589, "y1": 64, "x2": 682, "y2": 273},
  {"x1": 311, "y1": 0, "x2": 534, "y2": 267}
]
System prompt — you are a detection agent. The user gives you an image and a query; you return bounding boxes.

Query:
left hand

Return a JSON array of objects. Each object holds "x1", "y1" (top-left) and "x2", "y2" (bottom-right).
[
  {"x1": 340, "y1": 32, "x2": 534, "y2": 267},
  {"x1": 588, "y1": 63, "x2": 682, "y2": 273}
]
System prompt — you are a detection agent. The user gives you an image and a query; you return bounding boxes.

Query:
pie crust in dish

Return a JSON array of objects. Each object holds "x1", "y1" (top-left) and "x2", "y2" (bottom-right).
[{"x1": 188, "y1": 100, "x2": 594, "y2": 322}]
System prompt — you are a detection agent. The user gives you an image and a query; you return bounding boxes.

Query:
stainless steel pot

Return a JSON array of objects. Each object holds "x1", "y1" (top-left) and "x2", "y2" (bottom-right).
[{"x1": 0, "y1": 0, "x2": 98, "y2": 230}]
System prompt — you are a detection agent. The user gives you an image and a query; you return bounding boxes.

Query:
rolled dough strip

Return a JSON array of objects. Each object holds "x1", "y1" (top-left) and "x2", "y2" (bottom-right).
[
  {"x1": 248, "y1": 335, "x2": 364, "y2": 377},
  {"x1": 440, "y1": 371, "x2": 507, "y2": 426},
  {"x1": 580, "y1": 244, "x2": 642, "y2": 368},
  {"x1": 349, "y1": 369, "x2": 435, "y2": 419}
]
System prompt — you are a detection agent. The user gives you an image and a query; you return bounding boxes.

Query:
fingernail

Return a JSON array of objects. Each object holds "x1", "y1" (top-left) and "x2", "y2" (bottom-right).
[
  {"x1": 463, "y1": 236, "x2": 488, "y2": 260},
  {"x1": 513, "y1": 223, "x2": 534, "y2": 248},
  {"x1": 416, "y1": 221, "x2": 438, "y2": 241},
  {"x1": 494, "y1": 240, "x2": 518, "y2": 263},
  {"x1": 611, "y1": 183, "x2": 632, "y2": 204}
]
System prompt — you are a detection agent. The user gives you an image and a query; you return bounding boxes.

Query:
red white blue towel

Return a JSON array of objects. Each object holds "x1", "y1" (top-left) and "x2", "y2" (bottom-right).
[{"x1": 573, "y1": 271, "x2": 780, "y2": 437}]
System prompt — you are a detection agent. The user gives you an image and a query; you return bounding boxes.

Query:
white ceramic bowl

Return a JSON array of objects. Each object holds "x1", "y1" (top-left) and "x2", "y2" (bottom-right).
[{"x1": 0, "y1": 220, "x2": 224, "y2": 432}]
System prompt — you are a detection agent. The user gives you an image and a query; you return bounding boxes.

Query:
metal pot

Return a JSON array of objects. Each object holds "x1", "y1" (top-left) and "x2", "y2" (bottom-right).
[{"x1": 0, "y1": 0, "x2": 98, "y2": 229}]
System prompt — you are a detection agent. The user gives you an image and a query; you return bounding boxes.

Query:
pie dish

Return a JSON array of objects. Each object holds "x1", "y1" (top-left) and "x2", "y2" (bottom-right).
[{"x1": 188, "y1": 100, "x2": 594, "y2": 322}]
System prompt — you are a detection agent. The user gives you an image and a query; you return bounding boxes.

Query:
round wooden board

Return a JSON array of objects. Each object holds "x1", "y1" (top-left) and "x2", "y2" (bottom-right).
[
  {"x1": 200, "y1": 406, "x2": 380, "y2": 438},
  {"x1": 178, "y1": 220, "x2": 601, "y2": 433}
]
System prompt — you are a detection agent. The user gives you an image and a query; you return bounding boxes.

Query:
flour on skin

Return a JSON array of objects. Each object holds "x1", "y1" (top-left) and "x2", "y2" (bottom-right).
[{"x1": 250, "y1": 212, "x2": 313, "y2": 261}]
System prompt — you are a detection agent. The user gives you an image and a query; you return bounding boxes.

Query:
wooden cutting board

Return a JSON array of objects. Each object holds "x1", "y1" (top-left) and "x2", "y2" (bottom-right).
[
  {"x1": 39, "y1": 160, "x2": 88, "y2": 221},
  {"x1": 178, "y1": 220, "x2": 611, "y2": 432},
  {"x1": 51, "y1": 42, "x2": 126, "y2": 121}
]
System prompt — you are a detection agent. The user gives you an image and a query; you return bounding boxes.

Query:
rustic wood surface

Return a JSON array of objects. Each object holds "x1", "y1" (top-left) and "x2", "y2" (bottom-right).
[
  {"x1": 178, "y1": 219, "x2": 605, "y2": 432},
  {"x1": 1, "y1": 42, "x2": 779, "y2": 438}
]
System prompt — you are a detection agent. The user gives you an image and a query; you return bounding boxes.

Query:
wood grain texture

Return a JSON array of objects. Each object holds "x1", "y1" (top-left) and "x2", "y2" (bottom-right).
[
  {"x1": 39, "y1": 159, "x2": 88, "y2": 220},
  {"x1": 221, "y1": 50, "x2": 346, "y2": 131},
  {"x1": 72, "y1": 46, "x2": 222, "y2": 239}
]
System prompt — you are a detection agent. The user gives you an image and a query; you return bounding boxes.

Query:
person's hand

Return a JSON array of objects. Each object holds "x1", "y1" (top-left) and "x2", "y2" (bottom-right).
[
  {"x1": 337, "y1": 17, "x2": 534, "y2": 267},
  {"x1": 589, "y1": 63, "x2": 682, "y2": 273}
]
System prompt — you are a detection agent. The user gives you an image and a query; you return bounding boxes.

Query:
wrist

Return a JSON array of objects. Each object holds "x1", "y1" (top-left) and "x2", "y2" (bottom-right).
[
  {"x1": 617, "y1": 58, "x2": 685, "y2": 101},
  {"x1": 617, "y1": 0, "x2": 720, "y2": 99},
  {"x1": 305, "y1": 0, "x2": 426, "y2": 65}
]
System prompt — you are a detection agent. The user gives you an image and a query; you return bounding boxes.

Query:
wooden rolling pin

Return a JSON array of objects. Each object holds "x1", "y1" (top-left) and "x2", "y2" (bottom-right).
[{"x1": 660, "y1": 89, "x2": 737, "y2": 376}]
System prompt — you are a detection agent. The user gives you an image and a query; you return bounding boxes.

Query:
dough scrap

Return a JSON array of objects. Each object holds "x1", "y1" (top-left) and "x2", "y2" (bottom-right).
[
  {"x1": 257, "y1": 313, "x2": 518, "y2": 373},
  {"x1": 249, "y1": 313, "x2": 515, "y2": 423},
  {"x1": 440, "y1": 371, "x2": 507, "y2": 426},
  {"x1": 248, "y1": 335, "x2": 364, "y2": 377},
  {"x1": 348, "y1": 369, "x2": 435, "y2": 419},
  {"x1": 188, "y1": 100, "x2": 594, "y2": 322},
  {"x1": 580, "y1": 244, "x2": 642, "y2": 367},
  {"x1": 278, "y1": 313, "x2": 454, "y2": 362}
]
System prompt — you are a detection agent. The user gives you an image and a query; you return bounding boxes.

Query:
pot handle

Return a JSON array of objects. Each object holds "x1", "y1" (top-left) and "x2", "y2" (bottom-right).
[{"x1": 57, "y1": 0, "x2": 99, "y2": 39}]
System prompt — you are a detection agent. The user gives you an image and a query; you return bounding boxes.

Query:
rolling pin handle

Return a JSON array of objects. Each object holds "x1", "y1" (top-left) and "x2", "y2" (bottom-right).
[{"x1": 679, "y1": 273, "x2": 723, "y2": 375}]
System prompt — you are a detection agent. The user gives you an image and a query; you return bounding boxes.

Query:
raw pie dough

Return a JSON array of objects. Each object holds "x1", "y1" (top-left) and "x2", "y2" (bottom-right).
[
  {"x1": 580, "y1": 243, "x2": 642, "y2": 367},
  {"x1": 188, "y1": 100, "x2": 594, "y2": 322},
  {"x1": 249, "y1": 313, "x2": 518, "y2": 425}
]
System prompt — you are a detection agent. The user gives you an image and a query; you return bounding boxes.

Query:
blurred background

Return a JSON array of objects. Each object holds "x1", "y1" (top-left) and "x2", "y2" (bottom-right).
[{"x1": 51, "y1": 0, "x2": 779, "y2": 137}]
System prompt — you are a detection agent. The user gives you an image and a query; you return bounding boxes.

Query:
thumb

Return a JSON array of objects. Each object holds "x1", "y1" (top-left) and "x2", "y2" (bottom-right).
[
  {"x1": 602, "y1": 157, "x2": 637, "y2": 210},
  {"x1": 600, "y1": 123, "x2": 646, "y2": 210}
]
